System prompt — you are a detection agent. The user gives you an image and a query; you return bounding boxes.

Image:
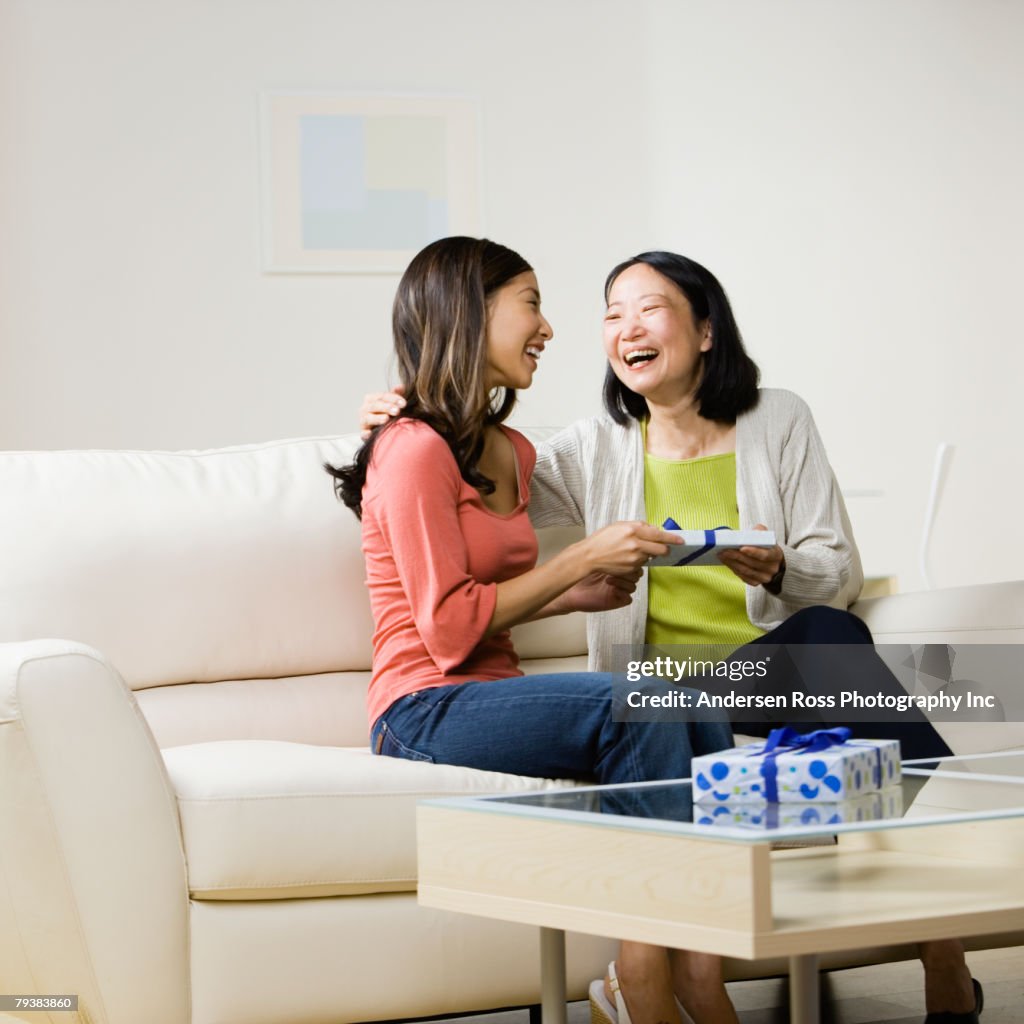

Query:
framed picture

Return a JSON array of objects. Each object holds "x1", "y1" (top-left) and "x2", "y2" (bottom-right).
[{"x1": 259, "y1": 92, "x2": 481, "y2": 273}]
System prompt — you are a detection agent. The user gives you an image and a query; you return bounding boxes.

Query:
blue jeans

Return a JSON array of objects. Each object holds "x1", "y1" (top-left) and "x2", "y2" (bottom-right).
[{"x1": 371, "y1": 672, "x2": 733, "y2": 786}]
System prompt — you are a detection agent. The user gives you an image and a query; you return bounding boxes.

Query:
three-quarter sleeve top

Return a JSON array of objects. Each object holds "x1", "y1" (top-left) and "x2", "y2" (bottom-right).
[{"x1": 361, "y1": 419, "x2": 538, "y2": 726}]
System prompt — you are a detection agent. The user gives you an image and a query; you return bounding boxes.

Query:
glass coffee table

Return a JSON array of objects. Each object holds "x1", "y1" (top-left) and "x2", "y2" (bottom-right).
[{"x1": 417, "y1": 752, "x2": 1024, "y2": 1024}]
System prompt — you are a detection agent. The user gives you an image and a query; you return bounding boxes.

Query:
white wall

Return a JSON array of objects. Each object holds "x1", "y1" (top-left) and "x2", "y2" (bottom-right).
[
  {"x1": 0, "y1": 0, "x2": 653, "y2": 449},
  {"x1": 643, "y1": 0, "x2": 1024, "y2": 589},
  {"x1": 2, "y1": 0, "x2": 1022, "y2": 591}
]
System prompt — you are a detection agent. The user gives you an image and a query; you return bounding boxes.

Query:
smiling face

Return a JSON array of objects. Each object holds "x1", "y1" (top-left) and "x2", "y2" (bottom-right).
[
  {"x1": 603, "y1": 262, "x2": 712, "y2": 407},
  {"x1": 484, "y1": 271, "x2": 553, "y2": 391}
]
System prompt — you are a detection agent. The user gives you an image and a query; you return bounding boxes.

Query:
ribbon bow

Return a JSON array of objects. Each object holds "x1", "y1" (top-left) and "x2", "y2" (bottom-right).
[
  {"x1": 755, "y1": 726, "x2": 852, "y2": 802},
  {"x1": 761, "y1": 726, "x2": 852, "y2": 755},
  {"x1": 661, "y1": 519, "x2": 729, "y2": 567}
]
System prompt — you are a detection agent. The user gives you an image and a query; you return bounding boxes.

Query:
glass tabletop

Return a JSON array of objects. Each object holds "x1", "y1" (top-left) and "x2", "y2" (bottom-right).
[
  {"x1": 426, "y1": 753, "x2": 1024, "y2": 844},
  {"x1": 903, "y1": 749, "x2": 1024, "y2": 778}
]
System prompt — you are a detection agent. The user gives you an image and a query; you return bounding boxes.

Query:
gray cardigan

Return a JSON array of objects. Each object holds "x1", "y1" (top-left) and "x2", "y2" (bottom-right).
[{"x1": 528, "y1": 389, "x2": 864, "y2": 672}]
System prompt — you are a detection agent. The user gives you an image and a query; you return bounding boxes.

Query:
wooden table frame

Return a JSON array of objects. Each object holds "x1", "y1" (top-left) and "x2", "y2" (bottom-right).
[{"x1": 417, "y1": 778, "x2": 1024, "y2": 1024}]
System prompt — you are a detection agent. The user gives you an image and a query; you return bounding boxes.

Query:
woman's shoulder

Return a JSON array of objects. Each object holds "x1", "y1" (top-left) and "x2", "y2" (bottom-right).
[
  {"x1": 499, "y1": 425, "x2": 538, "y2": 476},
  {"x1": 370, "y1": 418, "x2": 457, "y2": 472},
  {"x1": 741, "y1": 388, "x2": 814, "y2": 424},
  {"x1": 499, "y1": 424, "x2": 534, "y2": 450},
  {"x1": 545, "y1": 413, "x2": 639, "y2": 449}
]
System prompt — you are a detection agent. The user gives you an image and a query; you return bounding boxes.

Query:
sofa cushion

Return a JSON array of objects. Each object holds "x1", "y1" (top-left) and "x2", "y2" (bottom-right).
[
  {"x1": 137, "y1": 655, "x2": 589, "y2": 751},
  {"x1": 0, "y1": 433, "x2": 588, "y2": 695},
  {"x1": 0, "y1": 437, "x2": 368, "y2": 689},
  {"x1": 136, "y1": 672, "x2": 374, "y2": 750},
  {"x1": 163, "y1": 740, "x2": 578, "y2": 900}
]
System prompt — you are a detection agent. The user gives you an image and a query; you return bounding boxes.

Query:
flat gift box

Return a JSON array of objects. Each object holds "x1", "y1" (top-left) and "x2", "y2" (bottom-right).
[
  {"x1": 694, "y1": 787, "x2": 904, "y2": 830},
  {"x1": 647, "y1": 523, "x2": 776, "y2": 568},
  {"x1": 692, "y1": 729, "x2": 902, "y2": 804}
]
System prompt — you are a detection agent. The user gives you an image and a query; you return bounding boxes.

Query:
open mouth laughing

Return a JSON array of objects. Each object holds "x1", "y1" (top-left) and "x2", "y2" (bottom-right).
[{"x1": 623, "y1": 348, "x2": 658, "y2": 368}]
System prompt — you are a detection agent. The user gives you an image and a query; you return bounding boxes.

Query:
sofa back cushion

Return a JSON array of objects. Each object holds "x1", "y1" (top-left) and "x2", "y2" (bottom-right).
[
  {"x1": 0, "y1": 434, "x2": 587, "y2": 693},
  {"x1": 0, "y1": 437, "x2": 370, "y2": 689}
]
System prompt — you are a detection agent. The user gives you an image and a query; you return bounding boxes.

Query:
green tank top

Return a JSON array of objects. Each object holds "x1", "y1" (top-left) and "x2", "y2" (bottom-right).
[{"x1": 643, "y1": 423, "x2": 763, "y2": 648}]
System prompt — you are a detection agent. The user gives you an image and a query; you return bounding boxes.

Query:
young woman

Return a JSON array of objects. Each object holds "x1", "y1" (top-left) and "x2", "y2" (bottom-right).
[
  {"x1": 360, "y1": 250, "x2": 982, "y2": 1024},
  {"x1": 329, "y1": 237, "x2": 736, "y2": 1024}
]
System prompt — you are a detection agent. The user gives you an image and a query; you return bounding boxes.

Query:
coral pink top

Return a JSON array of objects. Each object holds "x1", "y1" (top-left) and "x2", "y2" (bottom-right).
[{"x1": 361, "y1": 419, "x2": 539, "y2": 727}]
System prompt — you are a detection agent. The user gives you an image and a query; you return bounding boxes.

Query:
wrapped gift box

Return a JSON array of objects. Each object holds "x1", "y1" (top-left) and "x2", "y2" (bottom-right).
[
  {"x1": 694, "y1": 787, "x2": 904, "y2": 829},
  {"x1": 646, "y1": 522, "x2": 777, "y2": 568},
  {"x1": 692, "y1": 728, "x2": 901, "y2": 803}
]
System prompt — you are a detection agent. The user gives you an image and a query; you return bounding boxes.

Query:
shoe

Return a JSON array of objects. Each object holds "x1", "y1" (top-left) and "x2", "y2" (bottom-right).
[
  {"x1": 924, "y1": 977, "x2": 983, "y2": 1024},
  {"x1": 589, "y1": 962, "x2": 631, "y2": 1024},
  {"x1": 588, "y1": 961, "x2": 695, "y2": 1024}
]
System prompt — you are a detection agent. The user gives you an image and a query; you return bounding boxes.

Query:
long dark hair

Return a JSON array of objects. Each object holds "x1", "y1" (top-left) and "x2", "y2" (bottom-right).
[
  {"x1": 327, "y1": 236, "x2": 532, "y2": 518},
  {"x1": 602, "y1": 251, "x2": 760, "y2": 424}
]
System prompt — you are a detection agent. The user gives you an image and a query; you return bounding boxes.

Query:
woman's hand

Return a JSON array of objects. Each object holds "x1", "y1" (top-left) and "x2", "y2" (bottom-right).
[
  {"x1": 718, "y1": 524, "x2": 785, "y2": 590},
  {"x1": 359, "y1": 386, "x2": 406, "y2": 439},
  {"x1": 561, "y1": 569, "x2": 642, "y2": 613},
  {"x1": 491, "y1": 522, "x2": 667, "y2": 635},
  {"x1": 579, "y1": 521, "x2": 675, "y2": 576}
]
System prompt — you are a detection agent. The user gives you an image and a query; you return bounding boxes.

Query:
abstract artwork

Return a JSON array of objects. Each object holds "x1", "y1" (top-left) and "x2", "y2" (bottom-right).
[{"x1": 260, "y1": 93, "x2": 480, "y2": 273}]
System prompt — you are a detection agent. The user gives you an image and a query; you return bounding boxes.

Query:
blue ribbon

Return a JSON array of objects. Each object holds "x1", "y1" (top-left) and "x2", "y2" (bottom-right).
[
  {"x1": 661, "y1": 519, "x2": 729, "y2": 567},
  {"x1": 753, "y1": 726, "x2": 852, "y2": 802}
]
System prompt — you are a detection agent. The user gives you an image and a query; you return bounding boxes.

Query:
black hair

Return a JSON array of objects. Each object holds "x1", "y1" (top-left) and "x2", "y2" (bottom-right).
[{"x1": 602, "y1": 251, "x2": 760, "y2": 424}]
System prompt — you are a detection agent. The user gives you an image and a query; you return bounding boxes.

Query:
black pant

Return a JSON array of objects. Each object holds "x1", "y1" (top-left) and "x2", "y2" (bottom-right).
[{"x1": 734, "y1": 605, "x2": 953, "y2": 761}]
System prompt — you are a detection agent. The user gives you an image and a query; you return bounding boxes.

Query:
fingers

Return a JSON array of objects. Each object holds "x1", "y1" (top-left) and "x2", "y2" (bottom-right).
[
  {"x1": 358, "y1": 408, "x2": 400, "y2": 440},
  {"x1": 634, "y1": 522, "x2": 683, "y2": 546},
  {"x1": 363, "y1": 393, "x2": 406, "y2": 415},
  {"x1": 379, "y1": 392, "x2": 406, "y2": 412},
  {"x1": 717, "y1": 522, "x2": 783, "y2": 586},
  {"x1": 359, "y1": 391, "x2": 407, "y2": 435},
  {"x1": 719, "y1": 556, "x2": 763, "y2": 586},
  {"x1": 585, "y1": 523, "x2": 665, "y2": 573},
  {"x1": 624, "y1": 522, "x2": 675, "y2": 559},
  {"x1": 719, "y1": 549, "x2": 781, "y2": 586},
  {"x1": 737, "y1": 545, "x2": 779, "y2": 564},
  {"x1": 605, "y1": 573, "x2": 640, "y2": 594}
]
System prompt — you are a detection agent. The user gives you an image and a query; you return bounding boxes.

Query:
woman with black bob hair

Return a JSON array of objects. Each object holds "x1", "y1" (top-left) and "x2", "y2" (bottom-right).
[
  {"x1": 361, "y1": 248, "x2": 980, "y2": 1024},
  {"x1": 601, "y1": 251, "x2": 760, "y2": 427}
]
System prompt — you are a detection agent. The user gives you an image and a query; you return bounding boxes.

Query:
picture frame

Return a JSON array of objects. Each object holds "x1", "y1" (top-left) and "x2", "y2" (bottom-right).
[{"x1": 259, "y1": 92, "x2": 481, "y2": 274}]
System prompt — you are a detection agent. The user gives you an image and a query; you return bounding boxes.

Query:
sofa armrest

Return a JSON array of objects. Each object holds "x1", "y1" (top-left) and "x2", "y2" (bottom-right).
[
  {"x1": 0, "y1": 640, "x2": 189, "y2": 1024},
  {"x1": 851, "y1": 579, "x2": 1024, "y2": 644},
  {"x1": 850, "y1": 581, "x2": 1024, "y2": 757}
]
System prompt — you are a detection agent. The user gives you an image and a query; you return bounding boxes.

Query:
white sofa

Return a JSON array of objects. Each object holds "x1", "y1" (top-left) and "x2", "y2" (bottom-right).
[{"x1": 2, "y1": 433, "x2": 1023, "y2": 1024}]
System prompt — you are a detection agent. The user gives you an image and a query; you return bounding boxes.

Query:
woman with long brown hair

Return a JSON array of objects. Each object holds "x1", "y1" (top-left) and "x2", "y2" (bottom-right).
[
  {"x1": 331, "y1": 236, "x2": 742, "y2": 1024},
  {"x1": 328, "y1": 232, "x2": 732, "y2": 909}
]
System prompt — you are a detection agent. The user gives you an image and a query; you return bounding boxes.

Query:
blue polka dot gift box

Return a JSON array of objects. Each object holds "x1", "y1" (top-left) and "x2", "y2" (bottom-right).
[
  {"x1": 693, "y1": 787, "x2": 904, "y2": 830},
  {"x1": 691, "y1": 726, "x2": 901, "y2": 804}
]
